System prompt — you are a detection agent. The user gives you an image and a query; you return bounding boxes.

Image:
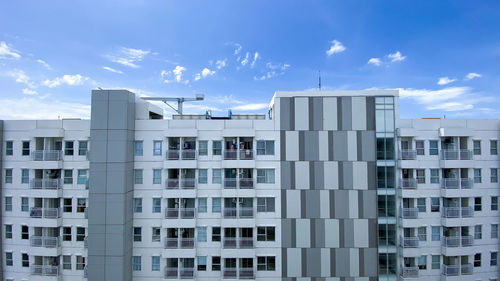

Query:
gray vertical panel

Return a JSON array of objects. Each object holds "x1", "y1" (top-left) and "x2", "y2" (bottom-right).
[
  {"x1": 367, "y1": 162, "x2": 376, "y2": 190},
  {"x1": 315, "y1": 218, "x2": 325, "y2": 248},
  {"x1": 343, "y1": 219, "x2": 354, "y2": 247},
  {"x1": 309, "y1": 162, "x2": 315, "y2": 190},
  {"x1": 304, "y1": 131, "x2": 319, "y2": 161},
  {"x1": 291, "y1": 219, "x2": 297, "y2": 247},
  {"x1": 281, "y1": 190, "x2": 287, "y2": 218},
  {"x1": 310, "y1": 219, "x2": 316, "y2": 247},
  {"x1": 333, "y1": 131, "x2": 348, "y2": 161},
  {"x1": 328, "y1": 131, "x2": 334, "y2": 161},
  {"x1": 282, "y1": 248, "x2": 288, "y2": 277},
  {"x1": 308, "y1": 97, "x2": 314, "y2": 130},
  {"x1": 341, "y1": 97, "x2": 352, "y2": 131},
  {"x1": 306, "y1": 192, "x2": 320, "y2": 218},
  {"x1": 291, "y1": 162, "x2": 296, "y2": 189},
  {"x1": 337, "y1": 99, "x2": 343, "y2": 130},
  {"x1": 290, "y1": 98, "x2": 295, "y2": 130},
  {"x1": 300, "y1": 190, "x2": 306, "y2": 218},
  {"x1": 359, "y1": 248, "x2": 365, "y2": 277},
  {"x1": 330, "y1": 249, "x2": 336, "y2": 276},
  {"x1": 357, "y1": 131, "x2": 363, "y2": 161},
  {"x1": 329, "y1": 191, "x2": 335, "y2": 218},
  {"x1": 299, "y1": 131, "x2": 305, "y2": 161},
  {"x1": 339, "y1": 219, "x2": 345, "y2": 248},
  {"x1": 338, "y1": 162, "x2": 344, "y2": 189},
  {"x1": 281, "y1": 161, "x2": 291, "y2": 189},
  {"x1": 358, "y1": 191, "x2": 364, "y2": 219},
  {"x1": 368, "y1": 219, "x2": 377, "y2": 248},
  {"x1": 361, "y1": 131, "x2": 376, "y2": 161},
  {"x1": 314, "y1": 161, "x2": 324, "y2": 189},
  {"x1": 302, "y1": 248, "x2": 307, "y2": 276},
  {"x1": 313, "y1": 97, "x2": 323, "y2": 131},
  {"x1": 366, "y1": 97, "x2": 375, "y2": 130},
  {"x1": 307, "y1": 248, "x2": 321, "y2": 276},
  {"x1": 280, "y1": 98, "x2": 291, "y2": 131},
  {"x1": 342, "y1": 162, "x2": 353, "y2": 190},
  {"x1": 281, "y1": 131, "x2": 287, "y2": 162},
  {"x1": 282, "y1": 218, "x2": 292, "y2": 247}
]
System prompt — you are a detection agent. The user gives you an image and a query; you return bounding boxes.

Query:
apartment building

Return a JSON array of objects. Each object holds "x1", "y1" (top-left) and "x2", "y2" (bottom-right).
[{"x1": 0, "y1": 89, "x2": 498, "y2": 281}]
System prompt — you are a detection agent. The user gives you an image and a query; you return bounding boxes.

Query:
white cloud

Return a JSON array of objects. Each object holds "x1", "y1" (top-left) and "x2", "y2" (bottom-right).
[
  {"x1": 161, "y1": 65, "x2": 188, "y2": 84},
  {"x1": 464, "y1": 72, "x2": 481, "y2": 81},
  {"x1": 36, "y1": 59, "x2": 51, "y2": 69},
  {"x1": 241, "y1": 52, "x2": 250, "y2": 66},
  {"x1": 194, "y1": 67, "x2": 216, "y2": 81},
  {"x1": 108, "y1": 47, "x2": 150, "y2": 68},
  {"x1": 426, "y1": 102, "x2": 473, "y2": 111},
  {"x1": 22, "y1": 88, "x2": 38, "y2": 95},
  {"x1": 215, "y1": 59, "x2": 227, "y2": 70},
  {"x1": 0, "y1": 41, "x2": 21, "y2": 59},
  {"x1": 102, "y1": 66, "x2": 123, "y2": 74},
  {"x1": 265, "y1": 62, "x2": 290, "y2": 71},
  {"x1": 399, "y1": 87, "x2": 476, "y2": 111},
  {"x1": 367, "y1": 58, "x2": 382, "y2": 66},
  {"x1": 42, "y1": 74, "x2": 89, "y2": 88},
  {"x1": 326, "y1": 40, "x2": 346, "y2": 56},
  {"x1": 254, "y1": 62, "x2": 291, "y2": 80},
  {"x1": 233, "y1": 43, "x2": 242, "y2": 55},
  {"x1": 6, "y1": 69, "x2": 34, "y2": 88},
  {"x1": 232, "y1": 103, "x2": 268, "y2": 111},
  {"x1": 250, "y1": 52, "x2": 260, "y2": 68},
  {"x1": 0, "y1": 97, "x2": 90, "y2": 119},
  {"x1": 387, "y1": 51, "x2": 406, "y2": 62},
  {"x1": 437, "y1": 77, "x2": 457, "y2": 85}
]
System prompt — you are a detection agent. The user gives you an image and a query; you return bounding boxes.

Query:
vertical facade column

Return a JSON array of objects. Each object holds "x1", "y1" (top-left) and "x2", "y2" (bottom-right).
[
  {"x1": 88, "y1": 90, "x2": 135, "y2": 281},
  {"x1": 0, "y1": 120, "x2": 4, "y2": 281}
]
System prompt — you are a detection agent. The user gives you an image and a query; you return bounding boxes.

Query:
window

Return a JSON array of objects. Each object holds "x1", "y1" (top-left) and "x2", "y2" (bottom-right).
[
  {"x1": 21, "y1": 225, "x2": 28, "y2": 239},
  {"x1": 257, "y1": 197, "x2": 275, "y2": 212},
  {"x1": 257, "y1": 256, "x2": 275, "y2": 271},
  {"x1": 21, "y1": 197, "x2": 29, "y2": 212},
  {"x1": 5, "y1": 252, "x2": 13, "y2": 266},
  {"x1": 77, "y1": 198, "x2": 86, "y2": 212},
  {"x1": 474, "y1": 169, "x2": 482, "y2": 183},
  {"x1": 257, "y1": 227, "x2": 275, "y2": 241},
  {"x1": 133, "y1": 256, "x2": 141, "y2": 271},
  {"x1": 63, "y1": 227, "x2": 72, "y2": 241},
  {"x1": 431, "y1": 255, "x2": 440, "y2": 270},
  {"x1": 491, "y1": 140, "x2": 498, "y2": 155},
  {"x1": 5, "y1": 141, "x2": 13, "y2": 156},
  {"x1": 198, "y1": 141, "x2": 208, "y2": 156},
  {"x1": 21, "y1": 169, "x2": 29, "y2": 184},
  {"x1": 418, "y1": 227, "x2": 427, "y2": 241},
  {"x1": 474, "y1": 253, "x2": 481, "y2": 267},
  {"x1": 491, "y1": 252, "x2": 498, "y2": 266},
  {"x1": 76, "y1": 256, "x2": 85, "y2": 270},
  {"x1": 212, "y1": 227, "x2": 221, "y2": 242},
  {"x1": 429, "y1": 140, "x2": 438, "y2": 155},
  {"x1": 153, "y1": 140, "x2": 162, "y2": 156},
  {"x1": 492, "y1": 197, "x2": 498, "y2": 211},
  {"x1": 4, "y1": 197, "x2": 12, "y2": 211},
  {"x1": 5, "y1": 225, "x2": 12, "y2": 239},
  {"x1": 492, "y1": 169, "x2": 498, "y2": 183},
  {"x1": 431, "y1": 198, "x2": 440, "y2": 212},
  {"x1": 212, "y1": 256, "x2": 221, "y2": 271},
  {"x1": 133, "y1": 169, "x2": 143, "y2": 184},
  {"x1": 418, "y1": 255, "x2": 427, "y2": 270},
  {"x1": 212, "y1": 198, "x2": 221, "y2": 213},
  {"x1": 492, "y1": 224, "x2": 498, "y2": 239},
  {"x1": 475, "y1": 197, "x2": 482, "y2": 211},
  {"x1": 22, "y1": 141, "x2": 30, "y2": 156},
  {"x1": 153, "y1": 169, "x2": 161, "y2": 184},
  {"x1": 416, "y1": 169, "x2": 425, "y2": 184},
  {"x1": 76, "y1": 227, "x2": 85, "y2": 242},
  {"x1": 197, "y1": 227, "x2": 207, "y2": 242},
  {"x1": 430, "y1": 169, "x2": 439, "y2": 184},
  {"x1": 257, "y1": 169, "x2": 275, "y2": 183},
  {"x1": 198, "y1": 169, "x2": 207, "y2": 184},
  {"x1": 77, "y1": 169, "x2": 87, "y2": 185},
  {"x1": 198, "y1": 198, "x2": 207, "y2": 213},
  {"x1": 257, "y1": 140, "x2": 275, "y2": 155},
  {"x1": 64, "y1": 169, "x2": 73, "y2": 184},
  {"x1": 415, "y1": 140, "x2": 424, "y2": 155},
  {"x1": 417, "y1": 198, "x2": 426, "y2": 212},
  {"x1": 5, "y1": 169, "x2": 12, "y2": 184},
  {"x1": 473, "y1": 140, "x2": 481, "y2": 155},
  {"x1": 197, "y1": 256, "x2": 207, "y2": 271},
  {"x1": 134, "y1": 227, "x2": 142, "y2": 242},
  {"x1": 78, "y1": 141, "x2": 88, "y2": 156},
  {"x1": 65, "y1": 141, "x2": 74, "y2": 156},
  {"x1": 63, "y1": 255, "x2": 72, "y2": 270},
  {"x1": 134, "y1": 141, "x2": 143, "y2": 156},
  {"x1": 134, "y1": 198, "x2": 142, "y2": 213},
  {"x1": 431, "y1": 226, "x2": 440, "y2": 241},
  {"x1": 152, "y1": 227, "x2": 161, "y2": 242},
  {"x1": 475, "y1": 225, "x2": 482, "y2": 239},
  {"x1": 212, "y1": 169, "x2": 221, "y2": 184},
  {"x1": 152, "y1": 256, "x2": 160, "y2": 271},
  {"x1": 63, "y1": 198, "x2": 72, "y2": 212},
  {"x1": 212, "y1": 141, "x2": 222, "y2": 155},
  {"x1": 152, "y1": 198, "x2": 161, "y2": 213}
]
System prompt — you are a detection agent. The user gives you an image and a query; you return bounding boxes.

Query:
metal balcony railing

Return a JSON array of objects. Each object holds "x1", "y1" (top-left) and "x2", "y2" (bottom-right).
[
  {"x1": 30, "y1": 236, "x2": 60, "y2": 248},
  {"x1": 239, "y1": 268, "x2": 255, "y2": 279},
  {"x1": 224, "y1": 150, "x2": 238, "y2": 160},
  {"x1": 223, "y1": 237, "x2": 237, "y2": 248},
  {"x1": 179, "y1": 268, "x2": 194, "y2": 279},
  {"x1": 460, "y1": 178, "x2": 474, "y2": 189},
  {"x1": 180, "y1": 178, "x2": 196, "y2": 189},
  {"x1": 224, "y1": 178, "x2": 237, "y2": 189},
  {"x1": 400, "y1": 207, "x2": 418, "y2": 219},
  {"x1": 461, "y1": 263, "x2": 473, "y2": 275},
  {"x1": 166, "y1": 150, "x2": 180, "y2": 160},
  {"x1": 239, "y1": 178, "x2": 254, "y2": 189},
  {"x1": 400, "y1": 178, "x2": 417, "y2": 189},
  {"x1": 29, "y1": 207, "x2": 60, "y2": 219},
  {"x1": 442, "y1": 236, "x2": 460, "y2": 247},
  {"x1": 166, "y1": 179, "x2": 180, "y2": 189},
  {"x1": 400, "y1": 149, "x2": 417, "y2": 160},
  {"x1": 400, "y1": 236, "x2": 419, "y2": 248},
  {"x1": 442, "y1": 265, "x2": 459, "y2": 276},
  {"x1": 461, "y1": 235, "x2": 474, "y2": 247},
  {"x1": 165, "y1": 237, "x2": 178, "y2": 248},
  {"x1": 239, "y1": 207, "x2": 254, "y2": 218},
  {"x1": 441, "y1": 149, "x2": 472, "y2": 160},
  {"x1": 239, "y1": 149, "x2": 254, "y2": 160},
  {"x1": 84, "y1": 266, "x2": 88, "y2": 278},
  {"x1": 31, "y1": 150, "x2": 63, "y2": 161},
  {"x1": 30, "y1": 265, "x2": 59, "y2": 276},
  {"x1": 180, "y1": 238, "x2": 195, "y2": 248},
  {"x1": 165, "y1": 208, "x2": 179, "y2": 218},
  {"x1": 223, "y1": 207, "x2": 237, "y2": 218},
  {"x1": 164, "y1": 267, "x2": 178, "y2": 279},
  {"x1": 461, "y1": 207, "x2": 474, "y2": 217},
  {"x1": 441, "y1": 178, "x2": 459, "y2": 189},
  {"x1": 180, "y1": 208, "x2": 196, "y2": 219},
  {"x1": 442, "y1": 207, "x2": 473, "y2": 218},
  {"x1": 30, "y1": 178, "x2": 61, "y2": 189},
  {"x1": 239, "y1": 237, "x2": 254, "y2": 248},
  {"x1": 400, "y1": 266, "x2": 419, "y2": 278},
  {"x1": 223, "y1": 268, "x2": 237, "y2": 279},
  {"x1": 181, "y1": 149, "x2": 197, "y2": 160}
]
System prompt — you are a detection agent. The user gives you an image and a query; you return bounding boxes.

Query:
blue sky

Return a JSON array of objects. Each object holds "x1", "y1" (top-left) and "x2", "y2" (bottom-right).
[{"x1": 1, "y1": 0, "x2": 500, "y2": 119}]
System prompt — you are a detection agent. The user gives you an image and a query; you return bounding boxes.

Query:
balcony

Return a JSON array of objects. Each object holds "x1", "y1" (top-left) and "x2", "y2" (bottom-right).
[
  {"x1": 400, "y1": 178, "x2": 417, "y2": 189},
  {"x1": 224, "y1": 178, "x2": 237, "y2": 188},
  {"x1": 442, "y1": 207, "x2": 473, "y2": 218},
  {"x1": 166, "y1": 179, "x2": 180, "y2": 189},
  {"x1": 223, "y1": 237, "x2": 254, "y2": 249},
  {"x1": 30, "y1": 236, "x2": 60, "y2": 248},
  {"x1": 441, "y1": 149, "x2": 472, "y2": 160},
  {"x1": 442, "y1": 264, "x2": 473, "y2": 276},
  {"x1": 30, "y1": 207, "x2": 60, "y2": 219},
  {"x1": 166, "y1": 150, "x2": 180, "y2": 160},
  {"x1": 460, "y1": 178, "x2": 474, "y2": 189},
  {"x1": 441, "y1": 178, "x2": 474, "y2": 189},
  {"x1": 165, "y1": 267, "x2": 178, "y2": 279},
  {"x1": 461, "y1": 235, "x2": 473, "y2": 247},
  {"x1": 223, "y1": 208, "x2": 237, "y2": 218},
  {"x1": 165, "y1": 208, "x2": 196, "y2": 219},
  {"x1": 224, "y1": 149, "x2": 254, "y2": 160},
  {"x1": 400, "y1": 207, "x2": 418, "y2": 219},
  {"x1": 442, "y1": 236, "x2": 460, "y2": 247},
  {"x1": 400, "y1": 149, "x2": 417, "y2": 160},
  {"x1": 461, "y1": 263, "x2": 473, "y2": 275},
  {"x1": 180, "y1": 268, "x2": 195, "y2": 279},
  {"x1": 400, "y1": 266, "x2": 419, "y2": 278},
  {"x1": 400, "y1": 236, "x2": 419, "y2": 248},
  {"x1": 30, "y1": 265, "x2": 59, "y2": 276},
  {"x1": 223, "y1": 237, "x2": 237, "y2": 248},
  {"x1": 180, "y1": 178, "x2": 196, "y2": 189},
  {"x1": 30, "y1": 178, "x2": 61, "y2": 189},
  {"x1": 223, "y1": 268, "x2": 237, "y2": 279},
  {"x1": 164, "y1": 237, "x2": 195, "y2": 249},
  {"x1": 31, "y1": 150, "x2": 63, "y2": 161},
  {"x1": 224, "y1": 178, "x2": 254, "y2": 189},
  {"x1": 239, "y1": 268, "x2": 255, "y2": 279},
  {"x1": 166, "y1": 150, "x2": 197, "y2": 160},
  {"x1": 181, "y1": 150, "x2": 197, "y2": 160},
  {"x1": 239, "y1": 178, "x2": 254, "y2": 189},
  {"x1": 239, "y1": 207, "x2": 254, "y2": 218},
  {"x1": 239, "y1": 237, "x2": 254, "y2": 248},
  {"x1": 239, "y1": 149, "x2": 254, "y2": 160}
]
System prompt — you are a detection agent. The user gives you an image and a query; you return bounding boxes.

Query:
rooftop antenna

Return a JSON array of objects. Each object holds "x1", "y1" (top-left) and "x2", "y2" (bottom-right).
[
  {"x1": 141, "y1": 94, "x2": 204, "y2": 115},
  {"x1": 318, "y1": 70, "x2": 322, "y2": 91}
]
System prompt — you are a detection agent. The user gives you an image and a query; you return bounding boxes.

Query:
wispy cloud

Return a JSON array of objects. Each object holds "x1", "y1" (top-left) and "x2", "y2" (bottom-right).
[
  {"x1": 102, "y1": 66, "x2": 123, "y2": 74},
  {"x1": 437, "y1": 77, "x2": 457, "y2": 85},
  {"x1": 36, "y1": 59, "x2": 51, "y2": 69},
  {"x1": 108, "y1": 47, "x2": 150, "y2": 68},
  {"x1": 367, "y1": 58, "x2": 382, "y2": 66},
  {"x1": 42, "y1": 74, "x2": 89, "y2": 88},
  {"x1": 399, "y1": 87, "x2": 486, "y2": 112},
  {"x1": 233, "y1": 43, "x2": 242, "y2": 55},
  {"x1": 232, "y1": 103, "x2": 268, "y2": 111},
  {"x1": 215, "y1": 58, "x2": 227, "y2": 70},
  {"x1": 161, "y1": 65, "x2": 188, "y2": 84},
  {"x1": 387, "y1": 51, "x2": 406, "y2": 62},
  {"x1": 326, "y1": 40, "x2": 346, "y2": 56},
  {"x1": 22, "y1": 88, "x2": 38, "y2": 95},
  {"x1": 254, "y1": 62, "x2": 290, "y2": 81},
  {"x1": 241, "y1": 52, "x2": 250, "y2": 66},
  {"x1": 250, "y1": 52, "x2": 260, "y2": 68},
  {"x1": 0, "y1": 97, "x2": 90, "y2": 119},
  {"x1": 0, "y1": 41, "x2": 21, "y2": 59},
  {"x1": 6, "y1": 69, "x2": 35, "y2": 88},
  {"x1": 464, "y1": 72, "x2": 481, "y2": 81},
  {"x1": 194, "y1": 67, "x2": 215, "y2": 81}
]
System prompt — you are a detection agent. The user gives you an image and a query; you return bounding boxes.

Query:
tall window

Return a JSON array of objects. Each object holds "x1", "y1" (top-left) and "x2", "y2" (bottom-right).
[
  {"x1": 152, "y1": 198, "x2": 161, "y2": 213},
  {"x1": 22, "y1": 141, "x2": 30, "y2": 156},
  {"x1": 76, "y1": 256, "x2": 85, "y2": 270},
  {"x1": 418, "y1": 227, "x2": 427, "y2": 241},
  {"x1": 212, "y1": 141, "x2": 222, "y2": 155},
  {"x1": 416, "y1": 169, "x2": 425, "y2": 184},
  {"x1": 21, "y1": 169, "x2": 29, "y2": 184},
  {"x1": 21, "y1": 197, "x2": 29, "y2": 212},
  {"x1": 257, "y1": 197, "x2": 275, "y2": 212},
  {"x1": 474, "y1": 169, "x2": 482, "y2": 183},
  {"x1": 198, "y1": 198, "x2": 207, "y2": 213},
  {"x1": 418, "y1": 256, "x2": 427, "y2": 270},
  {"x1": 5, "y1": 252, "x2": 13, "y2": 266},
  {"x1": 431, "y1": 255, "x2": 440, "y2": 270},
  {"x1": 257, "y1": 256, "x2": 275, "y2": 271},
  {"x1": 78, "y1": 141, "x2": 88, "y2": 156},
  {"x1": 134, "y1": 141, "x2": 143, "y2": 156},
  {"x1": 491, "y1": 140, "x2": 498, "y2": 155},
  {"x1": 474, "y1": 225, "x2": 482, "y2": 239},
  {"x1": 5, "y1": 169, "x2": 12, "y2": 184},
  {"x1": 197, "y1": 227, "x2": 207, "y2": 242},
  {"x1": 492, "y1": 196, "x2": 498, "y2": 211},
  {"x1": 63, "y1": 227, "x2": 72, "y2": 241},
  {"x1": 474, "y1": 253, "x2": 481, "y2": 267},
  {"x1": 257, "y1": 169, "x2": 275, "y2": 184},
  {"x1": 431, "y1": 226, "x2": 440, "y2": 241},
  {"x1": 4, "y1": 197, "x2": 12, "y2": 211},
  {"x1": 212, "y1": 169, "x2": 221, "y2": 184},
  {"x1": 152, "y1": 256, "x2": 160, "y2": 271},
  {"x1": 197, "y1": 256, "x2": 207, "y2": 271},
  {"x1": 475, "y1": 197, "x2": 482, "y2": 211},
  {"x1": 133, "y1": 256, "x2": 141, "y2": 271},
  {"x1": 212, "y1": 227, "x2": 221, "y2": 242},
  {"x1": 492, "y1": 224, "x2": 498, "y2": 239},
  {"x1": 76, "y1": 227, "x2": 85, "y2": 241},
  {"x1": 63, "y1": 255, "x2": 72, "y2": 270},
  {"x1": 198, "y1": 169, "x2": 207, "y2": 184},
  {"x1": 5, "y1": 225, "x2": 12, "y2": 239},
  {"x1": 212, "y1": 198, "x2": 221, "y2": 213},
  {"x1": 429, "y1": 140, "x2": 438, "y2": 155},
  {"x1": 257, "y1": 227, "x2": 275, "y2": 241},
  {"x1": 212, "y1": 256, "x2": 221, "y2": 271},
  {"x1": 473, "y1": 140, "x2": 481, "y2": 155},
  {"x1": 77, "y1": 198, "x2": 86, "y2": 212},
  {"x1": 63, "y1": 198, "x2": 72, "y2": 212},
  {"x1": 21, "y1": 225, "x2": 29, "y2": 239},
  {"x1": 133, "y1": 227, "x2": 142, "y2": 242},
  {"x1": 415, "y1": 140, "x2": 424, "y2": 155},
  {"x1": 491, "y1": 252, "x2": 498, "y2": 266},
  {"x1": 5, "y1": 141, "x2": 13, "y2": 156},
  {"x1": 430, "y1": 169, "x2": 439, "y2": 184},
  {"x1": 152, "y1": 227, "x2": 161, "y2": 242},
  {"x1": 77, "y1": 169, "x2": 87, "y2": 185},
  {"x1": 430, "y1": 198, "x2": 440, "y2": 212},
  {"x1": 417, "y1": 198, "x2": 426, "y2": 212},
  {"x1": 257, "y1": 140, "x2": 274, "y2": 155},
  {"x1": 153, "y1": 140, "x2": 162, "y2": 156},
  {"x1": 491, "y1": 168, "x2": 498, "y2": 183},
  {"x1": 198, "y1": 141, "x2": 208, "y2": 156},
  {"x1": 134, "y1": 169, "x2": 143, "y2": 184},
  {"x1": 153, "y1": 169, "x2": 162, "y2": 184},
  {"x1": 64, "y1": 170, "x2": 73, "y2": 184},
  {"x1": 65, "y1": 141, "x2": 74, "y2": 156},
  {"x1": 134, "y1": 198, "x2": 142, "y2": 213}
]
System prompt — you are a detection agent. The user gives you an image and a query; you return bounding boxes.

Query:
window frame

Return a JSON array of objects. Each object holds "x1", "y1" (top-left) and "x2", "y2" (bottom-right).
[
  {"x1": 134, "y1": 141, "x2": 143, "y2": 156},
  {"x1": 153, "y1": 140, "x2": 162, "y2": 156},
  {"x1": 65, "y1": 141, "x2": 74, "y2": 156},
  {"x1": 5, "y1": 141, "x2": 13, "y2": 156}
]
